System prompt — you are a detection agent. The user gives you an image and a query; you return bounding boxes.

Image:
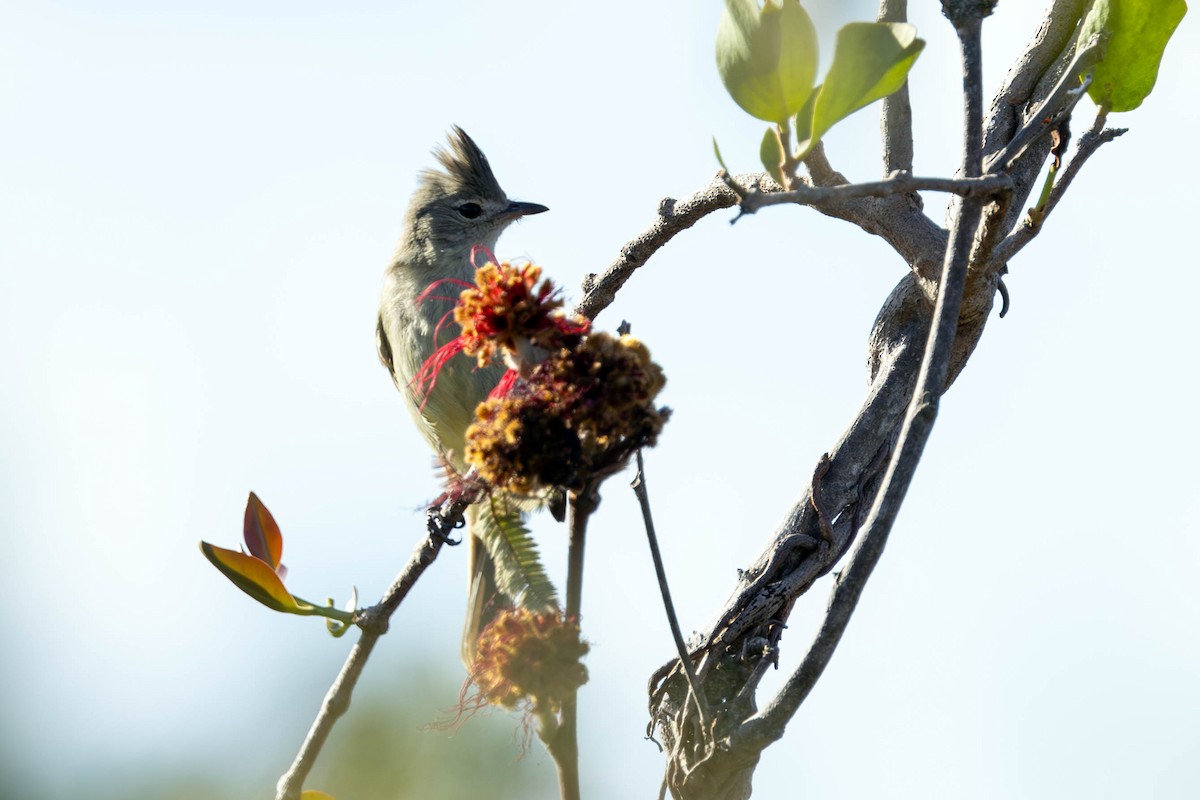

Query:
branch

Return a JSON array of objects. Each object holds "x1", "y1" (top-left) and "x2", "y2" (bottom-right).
[
  {"x1": 574, "y1": 174, "x2": 759, "y2": 321},
  {"x1": 545, "y1": 486, "x2": 597, "y2": 800},
  {"x1": 578, "y1": 157, "x2": 953, "y2": 324},
  {"x1": 993, "y1": 110, "x2": 1127, "y2": 264},
  {"x1": 981, "y1": 0, "x2": 1090, "y2": 162},
  {"x1": 674, "y1": 9, "x2": 989, "y2": 780},
  {"x1": 736, "y1": 172, "x2": 1009, "y2": 216},
  {"x1": 878, "y1": 0, "x2": 914, "y2": 176},
  {"x1": 984, "y1": 37, "x2": 1103, "y2": 173},
  {"x1": 982, "y1": 0, "x2": 1093, "y2": 236},
  {"x1": 737, "y1": 11, "x2": 988, "y2": 754},
  {"x1": 802, "y1": 144, "x2": 948, "y2": 286},
  {"x1": 632, "y1": 451, "x2": 711, "y2": 734},
  {"x1": 275, "y1": 513, "x2": 456, "y2": 800}
]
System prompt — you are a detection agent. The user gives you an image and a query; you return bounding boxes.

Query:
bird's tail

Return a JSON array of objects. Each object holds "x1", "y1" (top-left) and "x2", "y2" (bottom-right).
[
  {"x1": 461, "y1": 497, "x2": 559, "y2": 670},
  {"x1": 462, "y1": 503, "x2": 503, "y2": 669}
]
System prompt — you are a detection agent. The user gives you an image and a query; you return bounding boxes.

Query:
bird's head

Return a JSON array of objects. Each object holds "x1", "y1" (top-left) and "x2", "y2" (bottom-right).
[{"x1": 405, "y1": 126, "x2": 547, "y2": 262}]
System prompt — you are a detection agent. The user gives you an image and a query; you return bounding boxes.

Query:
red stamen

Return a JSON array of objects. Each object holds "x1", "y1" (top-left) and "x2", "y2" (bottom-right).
[
  {"x1": 431, "y1": 307, "x2": 457, "y2": 348},
  {"x1": 470, "y1": 245, "x2": 498, "y2": 270},
  {"x1": 411, "y1": 338, "x2": 467, "y2": 410},
  {"x1": 416, "y1": 278, "x2": 473, "y2": 306},
  {"x1": 489, "y1": 369, "x2": 520, "y2": 399}
]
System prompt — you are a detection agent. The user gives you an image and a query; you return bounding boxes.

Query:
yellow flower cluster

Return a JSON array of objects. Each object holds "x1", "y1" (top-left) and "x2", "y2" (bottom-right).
[{"x1": 471, "y1": 608, "x2": 589, "y2": 712}]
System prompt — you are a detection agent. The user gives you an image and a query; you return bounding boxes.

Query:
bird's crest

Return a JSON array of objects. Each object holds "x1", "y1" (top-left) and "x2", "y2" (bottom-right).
[{"x1": 423, "y1": 126, "x2": 506, "y2": 200}]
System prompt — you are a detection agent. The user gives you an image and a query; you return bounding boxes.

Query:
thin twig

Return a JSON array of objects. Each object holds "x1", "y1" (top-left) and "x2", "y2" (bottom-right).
[
  {"x1": 632, "y1": 451, "x2": 711, "y2": 730},
  {"x1": 737, "y1": 172, "x2": 1010, "y2": 216},
  {"x1": 878, "y1": 0, "x2": 914, "y2": 176},
  {"x1": 734, "y1": 7, "x2": 990, "y2": 753},
  {"x1": 574, "y1": 175, "x2": 758, "y2": 321},
  {"x1": 275, "y1": 519, "x2": 453, "y2": 800},
  {"x1": 545, "y1": 487, "x2": 597, "y2": 800},
  {"x1": 994, "y1": 109, "x2": 1125, "y2": 264},
  {"x1": 984, "y1": 36, "x2": 1103, "y2": 172},
  {"x1": 576, "y1": 162, "x2": 953, "y2": 323}
]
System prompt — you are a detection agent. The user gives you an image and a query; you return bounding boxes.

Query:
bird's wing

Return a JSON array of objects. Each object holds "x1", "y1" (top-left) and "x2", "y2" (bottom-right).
[{"x1": 375, "y1": 313, "x2": 397, "y2": 383}]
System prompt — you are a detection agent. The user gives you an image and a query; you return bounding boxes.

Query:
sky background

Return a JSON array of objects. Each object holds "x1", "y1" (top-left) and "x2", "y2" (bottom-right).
[{"x1": 2, "y1": 1, "x2": 1198, "y2": 798}]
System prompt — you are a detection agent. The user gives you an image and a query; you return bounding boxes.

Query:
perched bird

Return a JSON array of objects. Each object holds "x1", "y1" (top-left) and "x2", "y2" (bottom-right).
[{"x1": 376, "y1": 127, "x2": 548, "y2": 666}]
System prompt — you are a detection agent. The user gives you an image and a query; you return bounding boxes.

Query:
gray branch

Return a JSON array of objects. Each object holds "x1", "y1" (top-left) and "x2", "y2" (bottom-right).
[
  {"x1": 994, "y1": 110, "x2": 1127, "y2": 264},
  {"x1": 574, "y1": 175, "x2": 757, "y2": 321},
  {"x1": 275, "y1": 508, "x2": 459, "y2": 800},
  {"x1": 878, "y1": 0, "x2": 915, "y2": 176},
  {"x1": 737, "y1": 172, "x2": 1009, "y2": 214},
  {"x1": 740, "y1": 10, "x2": 988, "y2": 750},
  {"x1": 643, "y1": 3, "x2": 1131, "y2": 796},
  {"x1": 574, "y1": 164, "x2": 959, "y2": 323}
]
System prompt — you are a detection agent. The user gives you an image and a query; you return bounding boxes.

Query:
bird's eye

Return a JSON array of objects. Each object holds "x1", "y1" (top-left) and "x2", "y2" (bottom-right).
[{"x1": 456, "y1": 202, "x2": 483, "y2": 219}]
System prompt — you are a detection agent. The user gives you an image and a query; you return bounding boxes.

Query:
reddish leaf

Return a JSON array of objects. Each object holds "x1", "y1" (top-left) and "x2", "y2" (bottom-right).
[
  {"x1": 200, "y1": 541, "x2": 305, "y2": 614},
  {"x1": 243, "y1": 492, "x2": 284, "y2": 572}
]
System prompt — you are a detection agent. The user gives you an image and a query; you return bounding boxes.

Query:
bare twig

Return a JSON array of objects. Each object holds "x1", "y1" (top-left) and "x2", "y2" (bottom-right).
[
  {"x1": 984, "y1": 37, "x2": 1103, "y2": 172},
  {"x1": 632, "y1": 452, "x2": 711, "y2": 731},
  {"x1": 577, "y1": 163, "x2": 955, "y2": 320},
  {"x1": 984, "y1": 0, "x2": 1093, "y2": 237},
  {"x1": 544, "y1": 486, "x2": 598, "y2": 800},
  {"x1": 803, "y1": 143, "x2": 948, "y2": 286},
  {"x1": 275, "y1": 514, "x2": 456, "y2": 800},
  {"x1": 737, "y1": 172, "x2": 1010, "y2": 215},
  {"x1": 878, "y1": 0, "x2": 914, "y2": 176},
  {"x1": 575, "y1": 174, "x2": 759, "y2": 321},
  {"x1": 994, "y1": 110, "x2": 1126, "y2": 264}
]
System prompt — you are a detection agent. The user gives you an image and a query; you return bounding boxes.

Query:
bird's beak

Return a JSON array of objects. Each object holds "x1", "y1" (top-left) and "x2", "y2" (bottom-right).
[{"x1": 500, "y1": 200, "x2": 549, "y2": 220}]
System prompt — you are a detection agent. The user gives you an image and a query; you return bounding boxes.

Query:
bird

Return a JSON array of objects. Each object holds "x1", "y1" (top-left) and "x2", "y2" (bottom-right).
[{"x1": 376, "y1": 127, "x2": 548, "y2": 667}]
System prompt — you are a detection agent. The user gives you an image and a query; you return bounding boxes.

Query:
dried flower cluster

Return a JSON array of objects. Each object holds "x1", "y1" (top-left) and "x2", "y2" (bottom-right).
[
  {"x1": 454, "y1": 261, "x2": 588, "y2": 372},
  {"x1": 418, "y1": 259, "x2": 669, "y2": 495},
  {"x1": 465, "y1": 332, "x2": 668, "y2": 494},
  {"x1": 470, "y1": 608, "x2": 589, "y2": 712}
]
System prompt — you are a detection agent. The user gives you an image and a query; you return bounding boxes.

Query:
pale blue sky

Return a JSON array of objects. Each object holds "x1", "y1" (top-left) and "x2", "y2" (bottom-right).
[{"x1": 2, "y1": 1, "x2": 1198, "y2": 798}]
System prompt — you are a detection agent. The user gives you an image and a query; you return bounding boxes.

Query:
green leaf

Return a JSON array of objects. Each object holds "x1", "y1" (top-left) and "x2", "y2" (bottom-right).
[
  {"x1": 200, "y1": 541, "x2": 313, "y2": 615},
  {"x1": 243, "y1": 491, "x2": 284, "y2": 572},
  {"x1": 476, "y1": 498, "x2": 558, "y2": 612},
  {"x1": 797, "y1": 22, "x2": 925, "y2": 158},
  {"x1": 713, "y1": 136, "x2": 730, "y2": 172},
  {"x1": 300, "y1": 792, "x2": 336, "y2": 800},
  {"x1": 1079, "y1": 0, "x2": 1187, "y2": 112},
  {"x1": 793, "y1": 85, "x2": 818, "y2": 151},
  {"x1": 759, "y1": 127, "x2": 786, "y2": 186},
  {"x1": 716, "y1": 0, "x2": 818, "y2": 123}
]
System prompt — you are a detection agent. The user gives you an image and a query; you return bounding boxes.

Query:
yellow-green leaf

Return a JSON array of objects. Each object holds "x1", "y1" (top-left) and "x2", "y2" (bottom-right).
[
  {"x1": 200, "y1": 541, "x2": 310, "y2": 614},
  {"x1": 713, "y1": 136, "x2": 730, "y2": 172},
  {"x1": 243, "y1": 491, "x2": 283, "y2": 571},
  {"x1": 759, "y1": 127, "x2": 786, "y2": 186},
  {"x1": 797, "y1": 22, "x2": 924, "y2": 158},
  {"x1": 300, "y1": 792, "x2": 336, "y2": 800},
  {"x1": 1079, "y1": 0, "x2": 1187, "y2": 112},
  {"x1": 717, "y1": 0, "x2": 818, "y2": 123}
]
